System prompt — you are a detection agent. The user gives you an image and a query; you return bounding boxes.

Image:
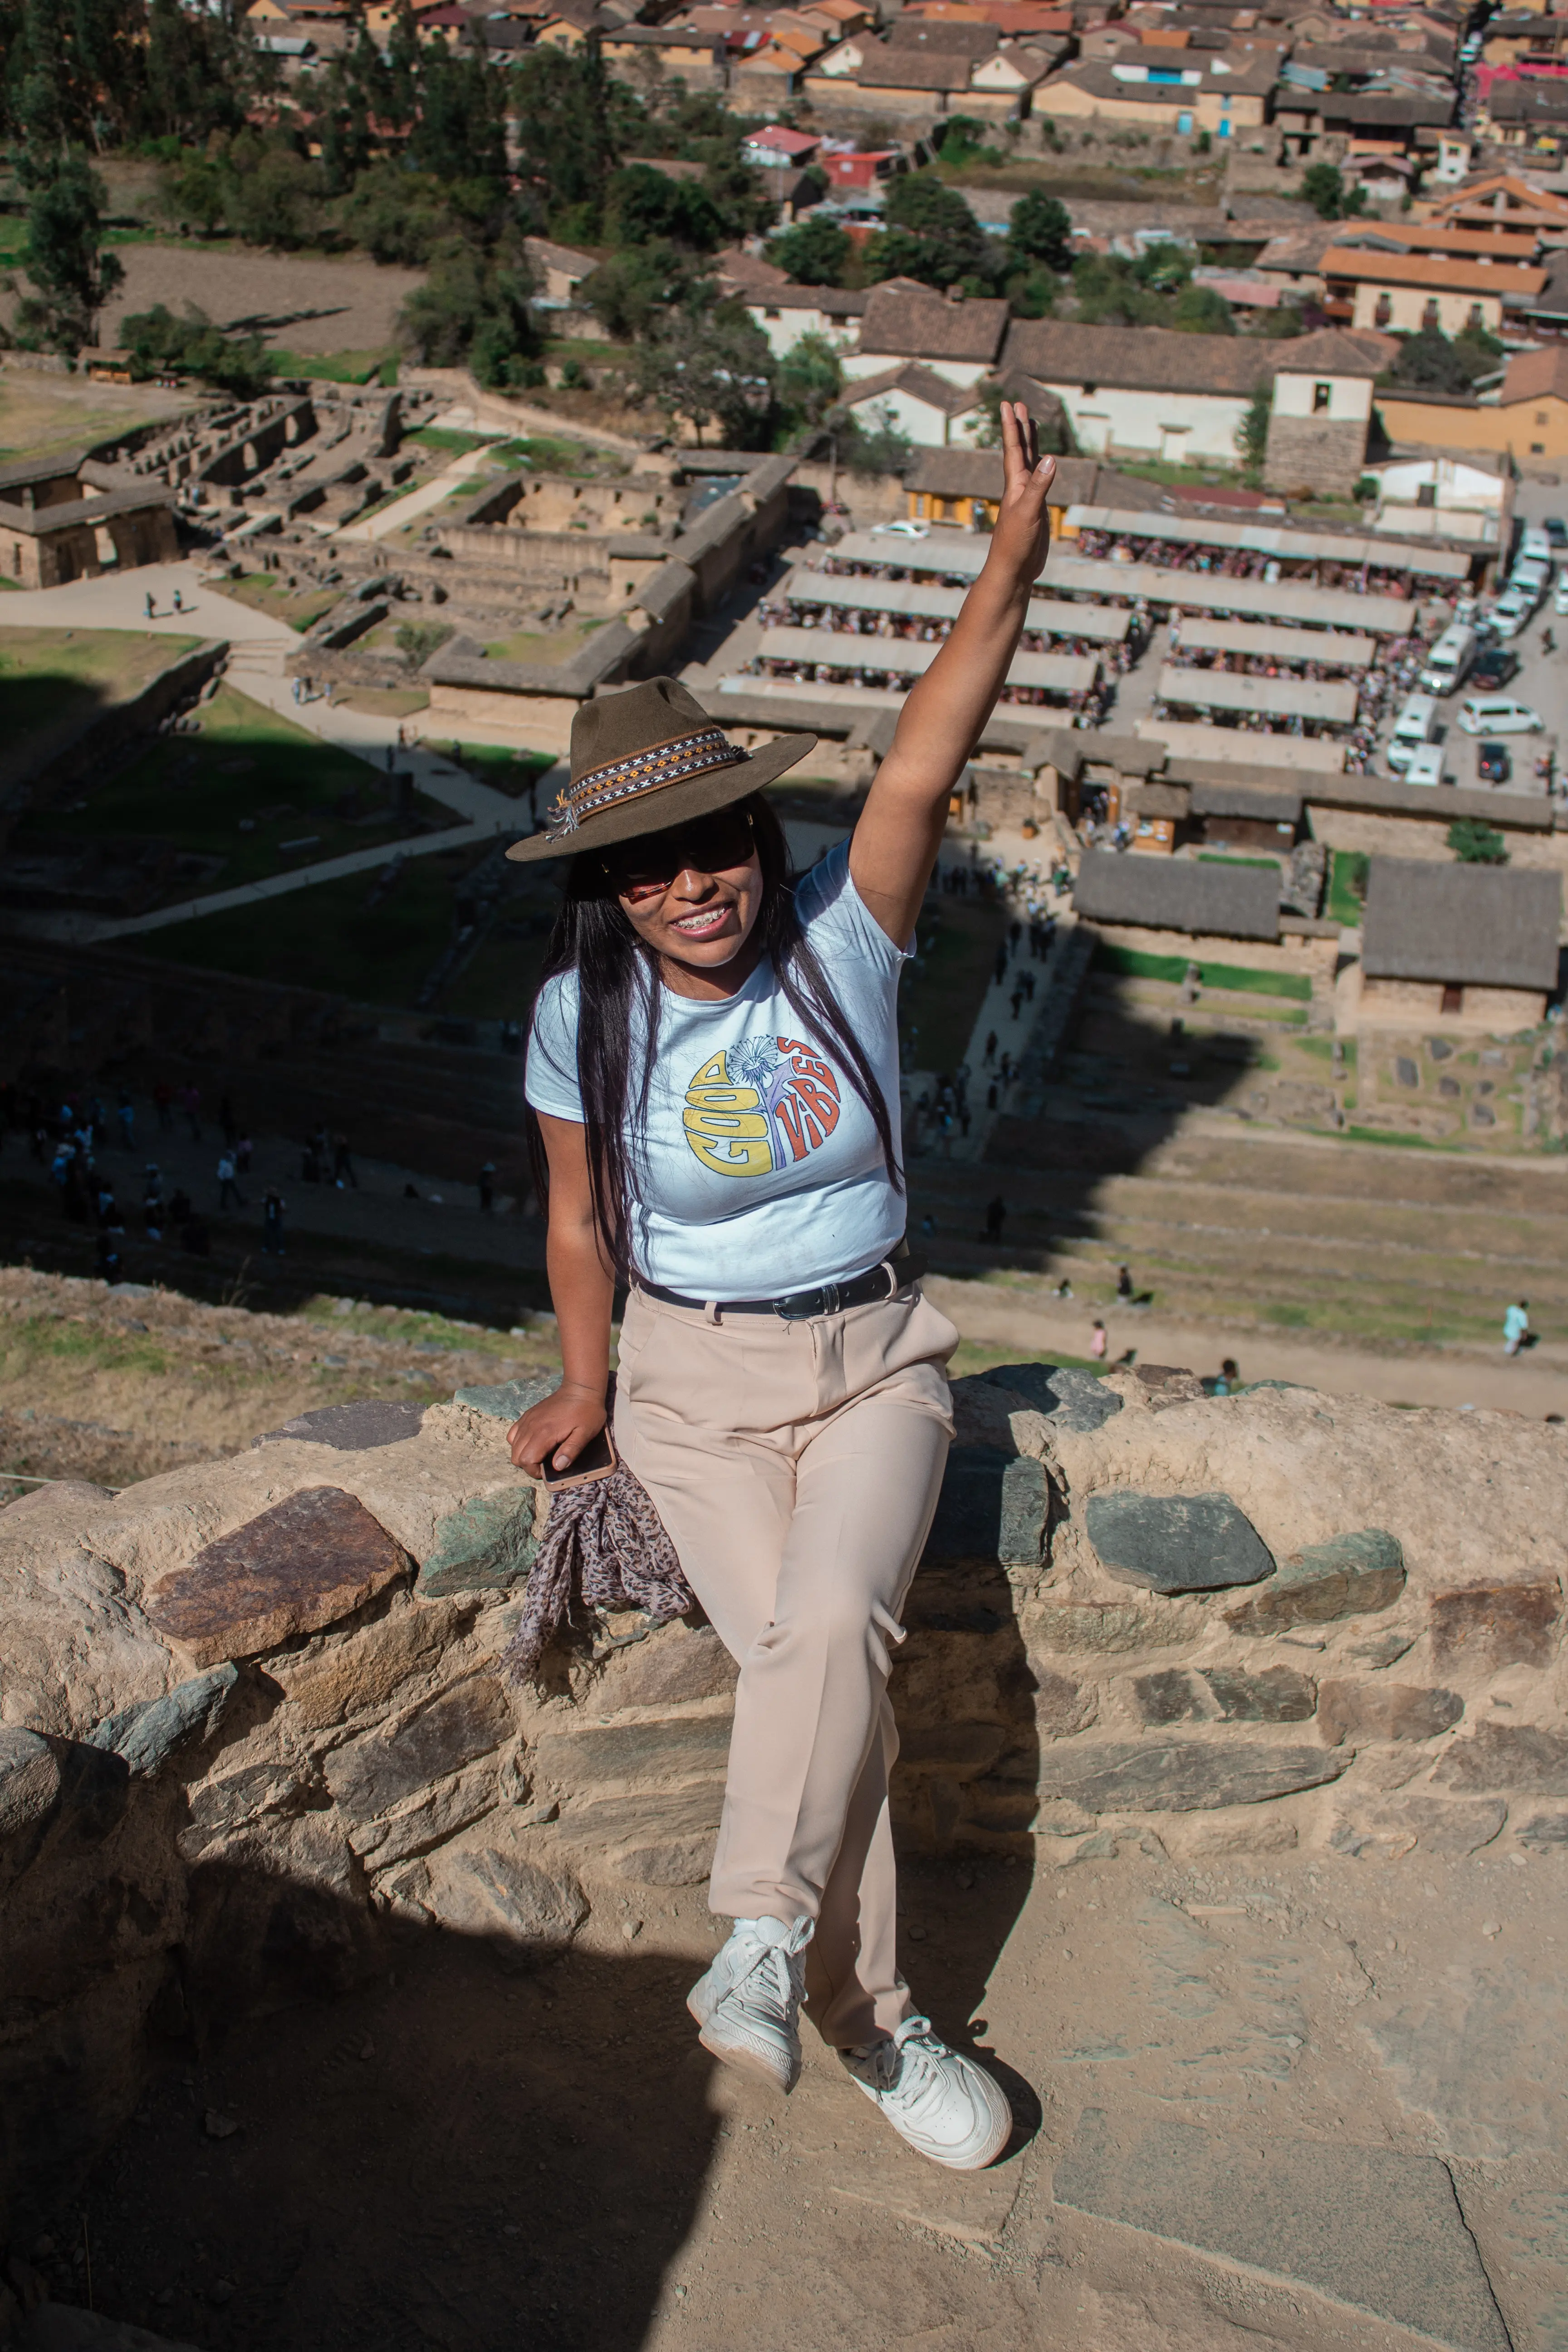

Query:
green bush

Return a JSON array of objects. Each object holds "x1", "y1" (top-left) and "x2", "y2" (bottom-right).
[{"x1": 1448, "y1": 818, "x2": 1509, "y2": 865}]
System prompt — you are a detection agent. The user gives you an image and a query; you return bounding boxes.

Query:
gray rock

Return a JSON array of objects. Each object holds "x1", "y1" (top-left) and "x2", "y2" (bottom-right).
[
  {"x1": 183, "y1": 1759, "x2": 316, "y2": 1842},
  {"x1": 1200, "y1": 1665, "x2": 1317, "y2": 1723},
  {"x1": 1429, "y1": 1581, "x2": 1560, "y2": 1674},
  {"x1": 0, "y1": 1732, "x2": 127, "y2": 1870},
  {"x1": 592, "y1": 1623, "x2": 737, "y2": 1710},
  {"x1": 454, "y1": 1374, "x2": 559, "y2": 1421},
  {"x1": 1395, "y1": 1055, "x2": 1419, "y2": 1088},
  {"x1": 1038, "y1": 1738, "x2": 1350, "y2": 1813},
  {"x1": 416, "y1": 1488, "x2": 538, "y2": 1598},
  {"x1": 145, "y1": 1487, "x2": 409, "y2": 1668},
  {"x1": 532, "y1": 1712, "x2": 734, "y2": 1796},
  {"x1": 923, "y1": 1446, "x2": 1050, "y2": 1573},
  {"x1": 979, "y1": 1361, "x2": 1122, "y2": 1434},
  {"x1": 1436, "y1": 1723, "x2": 1568, "y2": 1796},
  {"x1": 421, "y1": 1834, "x2": 588, "y2": 1956},
  {"x1": 1346, "y1": 1797, "x2": 1506, "y2": 1857},
  {"x1": 325, "y1": 1673, "x2": 514, "y2": 1820},
  {"x1": 87, "y1": 1665, "x2": 239, "y2": 1777},
  {"x1": 1517, "y1": 1813, "x2": 1568, "y2": 1847},
  {"x1": 1348, "y1": 1630, "x2": 1416, "y2": 1670},
  {"x1": 0, "y1": 1728, "x2": 63, "y2": 1843},
  {"x1": 254, "y1": 1400, "x2": 427, "y2": 1450},
  {"x1": 554, "y1": 1786, "x2": 725, "y2": 1886},
  {"x1": 1053, "y1": 2110, "x2": 1509, "y2": 2349},
  {"x1": 1028, "y1": 1600, "x2": 1193, "y2": 1656},
  {"x1": 1224, "y1": 1528, "x2": 1405, "y2": 1634},
  {"x1": 1086, "y1": 1490, "x2": 1274, "y2": 1594},
  {"x1": 353, "y1": 1759, "x2": 500, "y2": 1867},
  {"x1": 1319, "y1": 1681, "x2": 1463, "y2": 1746},
  {"x1": 1131, "y1": 1669, "x2": 1205, "y2": 1725}
]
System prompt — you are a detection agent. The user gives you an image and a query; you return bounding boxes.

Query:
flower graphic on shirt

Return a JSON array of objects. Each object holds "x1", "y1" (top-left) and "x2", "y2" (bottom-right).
[{"x1": 682, "y1": 1034, "x2": 842, "y2": 1177}]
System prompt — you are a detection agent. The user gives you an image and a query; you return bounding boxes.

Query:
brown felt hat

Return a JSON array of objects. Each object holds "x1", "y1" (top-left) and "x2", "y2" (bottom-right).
[{"x1": 504, "y1": 677, "x2": 816, "y2": 864}]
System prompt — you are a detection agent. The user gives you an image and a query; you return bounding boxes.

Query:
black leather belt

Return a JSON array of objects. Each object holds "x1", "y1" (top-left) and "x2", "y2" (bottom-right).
[{"x1": 640, "y1": 1248, "x2": 926, "y2": 1322}]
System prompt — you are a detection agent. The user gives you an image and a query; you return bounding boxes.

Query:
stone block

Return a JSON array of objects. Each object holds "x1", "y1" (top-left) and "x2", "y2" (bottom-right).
[
  {"x1": 1224, "y1": 1529, "x2": 1405, "y2": 1635},
  {"x1": 415, "y1": 1487, "x2": 538, "y2": 1598},
  {"x1": 1517, "y1": 1812, "x2": 1568, "y2": 1847},
  {"x1": 454, "y1": 1375, "x2": 559, "y2": 1421},
  {"x1": 1038, "y1": 1738, "x2": 1350, "y2": 1814},
  {"x1": 978, "y1": 1361, "x2": 1122, "y2": 1434},
  {"x1": 1429, "y1": 1583, "x2": 1560, "y2": 1675},
  {"x1": 324, "y1": 1672, "x2": 514, "y2": 1820},
  {"x1": 1053, "y1": 2109, "x2": 1510, "y2": 2349},
  {"x1": 255, "y1": 1401, "x2": 427, "y2": 1451},
  {"x1": 1162, "y1": 1812, "x2": 1298, "y2": 1860},
  {"x1": 532, "y1": 1711, "x2": 733, "y2": 1797},
  {"x1": 0, "y1": 1732, "x2": 127, "y2": 1872},
  {"x1": 181, "y1": 1759, "x2": 317, "y2": 1847},
  {"x1": 0, "y1": 1729, "x2": 65, "y2": 1844},
  {"x1": 1086, "y1": 1490, "x2": 1274, "y2": 1595},
  {"x1": 419, "y1": 1826, "x2": 588, "y2": 1959},
  {"x1": 1034, "y1": 1668, "x2": 1098, "y2": 1740},
  {"x1": 1025, "y1": 1599, "x2": 1194, "y2": 1657},
  {"x1": 1318, "y1": 1681, "x2": 1463, "y2": 1747},
  {"x1": 896, "y1": 1723, "x2": 1008, "y2": 1777},
  {"x1": 923, "y1": 1447, "x2": 1049, "y2": 1573},
  {"x1": 1348, "y1": 1631, "x2": 1416, "y2": 1671},
  {"x1": 352, "y1": 1759, "x2": 500, "y2": 1867},
  {"x1": 1435, "y1": 1723, "x2": 1568, "y2": 1796},
  {"x1": 1343, "y1": 1797, "x2": 1506, "y2": 1858},
  {"x1": 1131, "y1": 1669, "x2": 1205, "y2": 1725},
  {"x1": 145, "y1": 1488, "x2": 409, "y2": 1669},
  {"x1": 87, "y1": 1665, "x2": 239, "y2": 1778},
  {"x1": 1200, "y1": 1665, "x2": 1317, "y2": 1723},
  {"x1": 275, "y1": 1597, "x2": 464, "y2": 1734},
  {"x1": 894, "y1": 1628, "x2": 1005, "y2": 1727},
  {"x1": 554, "y1": 1785, "x2": 725, "y2": 1885},
  {"x1": 592, "y1": 1623, "x2": 738, "y2": 1711}
]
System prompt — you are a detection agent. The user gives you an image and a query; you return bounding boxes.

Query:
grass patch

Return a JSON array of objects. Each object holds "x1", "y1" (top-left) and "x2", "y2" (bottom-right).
[
  {"x1": 480, "y1": 623, "x2": 598, "y2": 664},
  {"x1": 15, "y1": 684, "x2": 449, "y2": 896},
  {"x1": 1342, "y1": 1125, "x2": 1446, "y2": 1151},
  {"x1": 269, "y1": 348, "x2": 392, "y2": 386},
  {"x1": 408, "y1": 426, "x2": 501, "y2": 457},
  {"x1": 441, "y1": 742, "x2": 557, "y2": 798},
  {"x1": 217, "y1": 573, "x2": 340, "y2": 633},
  {"x1": 1325, "y1": 848, "x2": 1369, "y2": 927},
  {"x1": 902, "y1": 895, "x2": 1009, "y2": 1073},
  {"x1": 1196, "y1": 852, "x2": 1281, "y2": 871},
  {"x1": 1096, "y1": 944, "x2": 1313, "y2": 1000},
  {"x1": 0, "y1": 627, "x2": 201, "y2": 755}
]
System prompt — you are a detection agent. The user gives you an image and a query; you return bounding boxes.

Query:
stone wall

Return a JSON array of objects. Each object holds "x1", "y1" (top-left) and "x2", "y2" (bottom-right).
[
  {"x1": 3, "y1": 1363, "x2": 1564, "y2": 2233},
  {"x1": 1264, "y1": 412, "x2": 1372, "y2": 500}
]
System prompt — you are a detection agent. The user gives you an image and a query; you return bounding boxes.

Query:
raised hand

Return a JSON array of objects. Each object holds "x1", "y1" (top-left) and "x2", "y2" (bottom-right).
[{"x1": 989, "y1": 398, "x2": 1057, "y2": 599}]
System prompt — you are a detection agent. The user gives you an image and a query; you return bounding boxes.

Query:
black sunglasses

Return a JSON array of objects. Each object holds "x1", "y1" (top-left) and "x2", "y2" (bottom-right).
[{"x1": 602, "y1": 809, "x2": 757, "y2": 901}]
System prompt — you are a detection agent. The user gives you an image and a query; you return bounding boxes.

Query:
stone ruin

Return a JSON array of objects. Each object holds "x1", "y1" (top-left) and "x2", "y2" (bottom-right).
[{"x1": 3, "y1": 1360, "x2": 1565, "y2": 2307}]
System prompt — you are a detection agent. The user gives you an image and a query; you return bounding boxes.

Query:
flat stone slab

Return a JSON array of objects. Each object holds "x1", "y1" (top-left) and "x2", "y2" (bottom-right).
[
  {"x1": 1436, "y1": 1722, "x2": 1568, "y2": 1796},
  {"x1": 416, "y1": 1489, "x2": 539, "y2": 1599},
  {"x1": 1318, "y1": 1679, "x2": 1463, "y2": 1746},
  {"x1": 1225, "y1": 1528, "x2": 1404, "y2": 1634},
  {"x1": 1053, "y1": 2109, "x2": 1510, "y2": 2350},
  {"x1": 454, "y1": 1374, "x2": 559, "y2": 1421},
  {"x1": 254, "y1": 1400, "x2": 429, "y2": 1451},
  {"x1": 1086, "y1": 1491, "x2": 1274, "y2": 1594},
  {"x1": 324, "y1": 1672, "x2": 514, "y2": 1822},
  {"x1": 923, "y1": 1446, "x2": 1049, "y2": 1573},
  {"x1": 1430, "y1": 1581, "x2": 1560, "y2": 1673},
  {"x1": 979, "y1": 1361, "x2": 1122, "y2": 1434},
  {"x1": 1038, "y1": 1738, "x2": 1350, "y2": 1813},
  {"x1": 145, "y1": 1488, "x2": 409, "y2": 1668},
  {"x1": 87, "y1": 1664, "x2": 239, "y2": 1777}
]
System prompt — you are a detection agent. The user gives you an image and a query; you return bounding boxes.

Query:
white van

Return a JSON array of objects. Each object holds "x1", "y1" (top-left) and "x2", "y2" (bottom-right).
[
  {"x1": 1420, "y1": 624, "x2": 1475, "y2": 696},
  {"x1": 1510, "y1": 555, "x2": 1552, "y2": 599},
  {"x1": 1519, "y1": 525, "x2": 1554, "y2": 569},
  {"x1": 1387, "y1": 692, "x2": 1438, "y2": 770},
  {"x1": 1404, "y1": 745, "x2": 1447, "y2": 788},
  {"x1": 1458, "y1": 694, "x2": 1545, "y2": 736}
]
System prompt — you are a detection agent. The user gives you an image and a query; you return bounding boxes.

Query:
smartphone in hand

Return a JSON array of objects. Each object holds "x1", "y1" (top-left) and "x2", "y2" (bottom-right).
[{"x1": 540, "y1": 1387, "x2": 618, "y2": 1490}]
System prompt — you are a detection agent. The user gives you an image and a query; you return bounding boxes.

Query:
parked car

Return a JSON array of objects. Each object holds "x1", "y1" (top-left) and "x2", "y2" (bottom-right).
[
  {"x1": 1518, "y1": 527, "x2": 1554, "y2": 571},
  {"x1": 1510, "y1": 555, "x2": 1553, "y2": 598},
  {"x1": 1555, "y1": 572, "x2": 1568, "y2": 617},
  {"x1": 1404, "y1": 745, "x2": 1448, "y2": 788},
  {"x1": 1387, "y1": 691, "x2": 1439, "y2": 770},
  {"x1": 1458, "y1": 694, "x2": 1544, "y2": 735},
  {"x1": 1420, "y1": 623, "x2": 1477, "y2": 696},
  {"x1": 1477, "y1": 741, "x2": 1512, "y2": 784},
  {"x1": 1471, "y1": 645, "x2": 1520, "y2": 688},
  {"x1": 1544, "y1": 516, "x2": 1568, "y2": 550},
  {"x1": 1490, "y1": 590, "x2": 1537, "y2": 639},
  {"x1": 870, "y1": 520, "x2": 929, "y2": 539}
]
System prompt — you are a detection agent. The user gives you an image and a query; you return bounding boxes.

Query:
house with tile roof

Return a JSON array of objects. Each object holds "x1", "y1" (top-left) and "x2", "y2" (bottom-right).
[
  {"x1": 1031, "y1": 51, "x2": 1275, "y2": 135},
  {"x1": 1376, "y1": 343, "x2": 1568, "y2": 469},
  {"x1": 841, "y1": 361, "x2": 987, "y2": 445},
  {"x1": 1359, "y1": 860, "x2": 1562, "y2": 1027},
  {"x1": 736, "y1": 283, "x2": 870, "y2": 358},
  {"x1": 1319, "y1": 241, "x2": 1548, "y2": 335},
  {"x1": 845, "y1": 283, "x2": 1011, "y2": 387},
  {"x1": 1417, "y1": 174, "x2": 1568, "y2": 243}
]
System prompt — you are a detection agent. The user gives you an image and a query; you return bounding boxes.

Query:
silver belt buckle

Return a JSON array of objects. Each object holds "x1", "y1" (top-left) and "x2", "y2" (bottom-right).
[{"x1": 778, "y1": 1280, "x2": 837, "y2": 1320}]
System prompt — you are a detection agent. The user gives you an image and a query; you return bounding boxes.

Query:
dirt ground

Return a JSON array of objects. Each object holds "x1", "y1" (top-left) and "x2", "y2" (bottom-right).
[
  {"x1": 33, "y1": 1832, "x2": 1564, "y2": 2352},
  {"x1": 0, "y1": 366, "x2": 196, "y2": 462},
  {"x1": 98, "y1": 247, "x2": 426, "y2": 359}
]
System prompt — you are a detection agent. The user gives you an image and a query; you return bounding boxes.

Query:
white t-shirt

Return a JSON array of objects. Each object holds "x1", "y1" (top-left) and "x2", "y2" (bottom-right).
[{"x1": 525, "y1": 842, "x2": 907, "y2": 1295}]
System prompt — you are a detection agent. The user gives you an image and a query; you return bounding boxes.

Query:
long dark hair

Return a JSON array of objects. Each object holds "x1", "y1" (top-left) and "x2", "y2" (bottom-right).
[{"x1": 525, "y1": 794, "x2": 902, "y2": 1279}]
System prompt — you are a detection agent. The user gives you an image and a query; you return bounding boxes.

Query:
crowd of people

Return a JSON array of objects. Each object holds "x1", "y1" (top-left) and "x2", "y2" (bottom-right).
[{"x1": 1074, "y1": 527, "x2": 1431, "y2": 606}]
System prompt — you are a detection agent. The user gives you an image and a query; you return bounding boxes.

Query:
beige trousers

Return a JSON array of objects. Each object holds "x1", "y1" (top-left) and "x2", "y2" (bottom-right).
[{"x1": 612, "y1": 1281, "x2": 958, "y2": 2048}]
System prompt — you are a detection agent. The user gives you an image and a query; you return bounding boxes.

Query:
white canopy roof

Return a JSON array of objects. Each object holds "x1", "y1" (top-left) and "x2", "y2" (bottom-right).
[
  {"x1": 1065, "y1": 505, "x2": 1471, "y2": 582},
  {"x1": 1157, "y1": 662, "x2": 1359, "y2": 726},
  {"x1": 1176, "y1": 617, "x2": 1375, "y2": 669},
  {"x1": 759, "y1": 626, "x2": 1098, "y2": 694},
  {"x1": 829, "y1": 529, "x2": 1025, "y2": 583},
  {"x1": 784, "y1": 565, "x2": 1132, "y2": 643},
  {"x1": 1045, "y1": 551, "x2": 1415, "y2": 635},
  {"x1": 1137, "y1": 716, "x2": 1348, "y2": 772}
]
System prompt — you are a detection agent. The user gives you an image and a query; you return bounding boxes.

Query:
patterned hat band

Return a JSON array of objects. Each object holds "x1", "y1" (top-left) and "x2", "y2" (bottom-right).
[{"x1": 545, "y1": 725, "x2": 748, "y2": 840}]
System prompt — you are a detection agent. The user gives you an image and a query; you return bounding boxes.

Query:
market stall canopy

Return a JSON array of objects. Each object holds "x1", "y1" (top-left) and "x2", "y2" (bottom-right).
[
  {"x1": 1064, "y1": 505, "x2": 1471, "y2": 583},
  {"x1": 784, "y1": 566, "x2": 1132, "y2": 643},
  {"x1": 1157, "y1": 663, "x2": 1360, "y2": 726},
  {"x1": 1045, "y1": 551, "x2": 1414, "y2": 636},
  {"x1": 1137, "y1": 717, "x2": 1347, "y2": 772},
  {"x1": 758, "y1": 626, "x2": 1098, "y2": 695},
  {"x1": 1174, "y1": 617, "x2": 1375, "y2": 670}
]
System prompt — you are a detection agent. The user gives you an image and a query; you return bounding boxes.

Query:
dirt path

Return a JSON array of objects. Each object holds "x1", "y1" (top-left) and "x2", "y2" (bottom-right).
[{"x1": 51, "y1": 1833, "x2": 1562, "y2": 2352}]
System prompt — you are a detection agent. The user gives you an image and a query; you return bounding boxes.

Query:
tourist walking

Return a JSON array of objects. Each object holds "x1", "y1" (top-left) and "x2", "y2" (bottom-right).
[
  {"x1": 506, "y1": 404, "x2": 1058, "y2": 2176},
  {"x1": 262, "y1": 1188, "x2": 286, "y2": 1256},
  {"x1": 333, "y1": 1132, "x2": 358, "y2": 1189},
  {"x1": 1089, "y1": 1318, "x2": 1108, "y2": 1360},
  {"x1": 1504, "y1": 1299, "x2": 1531, "y2": 1357},
  {"x1": 216, "y1": 1149, "x2": 246, "y2": 1212}
]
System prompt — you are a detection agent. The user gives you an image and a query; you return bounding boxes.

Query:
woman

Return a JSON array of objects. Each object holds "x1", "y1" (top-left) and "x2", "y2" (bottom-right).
[{"x1": 508, "y1": 405, "x2": 1055, "y2": 2173}]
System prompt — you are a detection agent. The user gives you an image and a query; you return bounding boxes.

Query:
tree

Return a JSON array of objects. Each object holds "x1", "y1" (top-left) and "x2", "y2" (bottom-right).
[
  {"x1": 398, "y1": 237, "x2": 541, "y2": 388},
  {"x1": 834, "y1": 399, "x2": 913, "y2": 477},
  {"x1": 219, "y1": 133, "x2": 332, "y2": 249},
  {"x1": 767, "y1": 212, "x2": 851, "y2": 288},
  {"x1": 339, "y1": 162, "x2": 464, "y2": 267},
  {"x1": 122, "y1": 301, "x2": 272, "y2": 396},
  {"x1": 632, "y1": 304, "x2": 776, "y2": 446},
  {"x1": 1238, "y1": 383, "x2": 1272, "y2": 475},
  {"x1": 510, "y1": 38, "x2": 636, "y2": 230},
  {"x1": 12, "y1": 152, "x2": 123, "y2": 351},
  {"x1": 1008, "y1": 189, "x2": 1072, "y2": 274},
  {"x1": 1299, "y1": 162, "x2": 1366, "y2": 221},
  {"x1": 1448, "y1": 818, "x2": 1509, "y2": 865},
  {"x1": 865, "y1": 172, "x2": 1001, "y2": 291},
  {"x1": 605, "y1": 162, "x2": 726, "y2": 252},
  {"x1": 156, "y1": 148, "x2": 229, "y2": 238},
  {"x1": 135, "y1": 0, "x2": 248, "y2": 147},
  {"x1": 578, "y1": 241, "x2": 711, "y2": 339},
  {"x1": 409, "y1": 46, "x2": 508, "y2": 195},
  {"x1": 776, "y1": 328, "x2": 843, "y2": 434},
  {"x1": 1171, "y1": 281, "x2": 1235, "y2": 335},
  {"x1": 1384, "y1": 325, "x2": 1475, "y2": 397}
]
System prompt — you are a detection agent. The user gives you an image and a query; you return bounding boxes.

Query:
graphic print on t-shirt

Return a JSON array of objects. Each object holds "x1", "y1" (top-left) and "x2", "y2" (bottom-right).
[{"x1": 682, "y1": 1034, "x2": 842, "y2": 1177}]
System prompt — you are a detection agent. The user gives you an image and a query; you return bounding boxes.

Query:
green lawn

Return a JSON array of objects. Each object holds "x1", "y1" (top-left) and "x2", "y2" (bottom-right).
[
  {"x1": 0, "y1": 628, "x2": 200, "y2": 759},
  {"x1": 1196, "y1": 851, "x2": 1282, "y2": 872},
  {"x1": 13, "y1": 684, "x2": 449, "y2": 897},
  {"x1": 269, "y1": 348, "x2": 394, "y2": 386},
  {"x1": 445, "y1": 743, "x2": 558, "y2": 799},
  {"x1": 1095, "y1": 944, "x2": 1313, "y2": 1000},
  {"x1": 902, "y1": 895, "x2": 1009, "y2": 1074},
  {"x1": 1325, "y1": 849, "x2": 1369, "y2": 927},
  {"x1": 218, "y1": 573, "x2": 340, "y2": 634}
]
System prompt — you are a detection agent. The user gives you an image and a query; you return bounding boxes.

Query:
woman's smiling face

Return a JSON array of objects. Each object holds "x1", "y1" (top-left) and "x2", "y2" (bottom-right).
[{"x1": 604, "y1": 808, "x2": 765, "y2": 980}]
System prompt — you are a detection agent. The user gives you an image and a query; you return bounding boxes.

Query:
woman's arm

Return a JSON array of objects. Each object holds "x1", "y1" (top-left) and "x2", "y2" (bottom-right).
[
  {"x1": 848, "y1": 403, "x2": 1056, "y2": 947},
  {"x1": 508, "y1": 1112, "x2": 613, "y2": 1475}
]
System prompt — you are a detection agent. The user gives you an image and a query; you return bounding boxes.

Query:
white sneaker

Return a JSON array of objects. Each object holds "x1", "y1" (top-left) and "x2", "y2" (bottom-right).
[
  {"x1": 841, "y1": 2015, "x2": 1014, "y2": 2171},
  {"x1": 687, "y1": 1915, "x2": 813, "y2": 2093}
]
